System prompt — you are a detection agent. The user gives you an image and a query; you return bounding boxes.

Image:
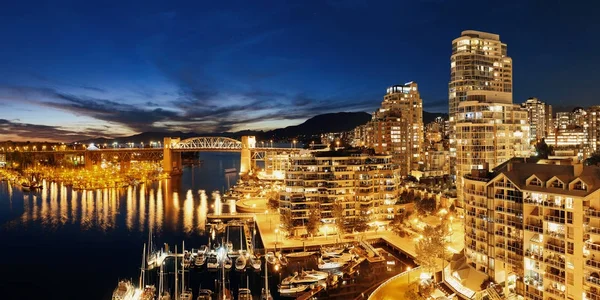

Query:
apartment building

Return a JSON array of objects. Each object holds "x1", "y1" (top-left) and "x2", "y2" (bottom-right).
[
  {"x1": 449, "y1": 30, "x2": 513, "y2": 176},
  {"x1": 280, "y1": 150, "x2": 400, "y2": 235},
  {"x1": 522, "y1": 97, "x2": 552, "y2": 141},
  {"x1": 367, "y1": 81, "x2": 424, "y2": 176},
  {"x1": 461, "y1": 158, "x2": 600, "y2": 300},
  {"x1": 455, "y1": 97, "x2": 530, "y2": 205}
]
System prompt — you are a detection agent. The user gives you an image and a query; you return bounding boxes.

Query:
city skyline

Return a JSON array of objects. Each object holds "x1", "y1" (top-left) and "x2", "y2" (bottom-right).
[{"x1": 1, "y1": 1, "x2": 599, "y2": 142}]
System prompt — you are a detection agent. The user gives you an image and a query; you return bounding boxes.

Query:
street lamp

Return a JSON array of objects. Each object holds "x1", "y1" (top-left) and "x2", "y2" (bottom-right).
[
  {"x1": 407, "y1": 266, "x2": 411, "y2": 284},
  {"x1": 292, "y1": 139, "x2": 296, "y2": 149},
  {"x1": 270, "y1": 140, "x2": 273, "y2": 148},
  {"x1": 275, "y1": 228, "x2": 279, "y2": 250}
]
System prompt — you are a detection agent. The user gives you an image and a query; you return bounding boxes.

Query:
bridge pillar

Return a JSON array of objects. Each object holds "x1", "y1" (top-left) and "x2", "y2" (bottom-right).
[
  {"x1": 84, "y1": 151, "x2": 93, "y2": 170},
  {"x1": 163, "y1": 137, "x2": 182, "y2": 175},
  {"x1": 240, "y1": 136, "x2": 255, "y2": 175}
]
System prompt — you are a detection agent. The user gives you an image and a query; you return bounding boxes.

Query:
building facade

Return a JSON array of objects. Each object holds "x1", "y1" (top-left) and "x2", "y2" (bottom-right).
[
  {"x1": 462, "y1": 158, "x2": 600, "y2": 300},
  {"x1": 522, "y1": 97, "x2": 552, "y2": 142},
  {"x1": 588, "y1": 106, "x2": 600, "y2": 153},
  {"x1": 455, "y1": 97, "x2": 530, "y2": 204},
  {"x1": 367, "y1": 81, "x2": 424, "y2": 176},
  {"x1": 280, "y1": 151, "x2": 400, "y2": 235},
  {"x1": 449, "y1": 30, "x2": 513, "y2": 177}
]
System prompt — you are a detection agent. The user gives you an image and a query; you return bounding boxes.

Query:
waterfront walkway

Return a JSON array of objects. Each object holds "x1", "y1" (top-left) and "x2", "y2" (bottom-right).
[{"x1": 255, "y1": 210, "x2": 465, "y2": 260}]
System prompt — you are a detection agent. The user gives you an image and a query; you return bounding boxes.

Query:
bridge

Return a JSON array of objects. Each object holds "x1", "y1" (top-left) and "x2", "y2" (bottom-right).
[{"x1": 0, "y1": 136, "x2": 301, "y2": 175}]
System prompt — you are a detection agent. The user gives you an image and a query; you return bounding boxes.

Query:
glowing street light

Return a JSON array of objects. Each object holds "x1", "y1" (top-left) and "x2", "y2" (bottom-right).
[{"x1": 292, "y1": 139, "x2": 297, "y2": 149}]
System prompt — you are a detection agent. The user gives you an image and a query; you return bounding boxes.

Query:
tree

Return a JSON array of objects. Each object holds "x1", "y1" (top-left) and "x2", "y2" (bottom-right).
[
  {"x1": 404, "y1": 283, "x2": 426, "y2": 300},
  {"x1": 415, "y1": 224, "x2": 450, "y2": 272},
  {"x1": 332, "y1": 201, "x2": 346, "y2": 235},
  {"x1": 306, "y1": 207, "x2": 321, "y2": 238},
  {"x1": 535, "y1": 138, "x2": 551, "y2": 159},
  {"x1": 280, "y1": 211, "x2": 295, "y2": 235},
  {"x1": 353, "y1": 216, "x2": 369, "y2": 233},
  {"x1": 415, "y1": 196, "x2": 437, "y2": 215},
  {"x1": 266, "y1": 190, "x2": 279, "y2": 210},
  {"x1": 389, "y1": 210, "x2": 411, "y2": 237},
  {"x1": 585, "y1": 151, "x2": 600, "y2": 166}
]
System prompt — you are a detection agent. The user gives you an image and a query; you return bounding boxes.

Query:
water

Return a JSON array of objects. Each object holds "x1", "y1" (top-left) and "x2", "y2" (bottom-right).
[
  {"x1": 0, "y1": 152, "x2": 241, "y2": 300},
  {"x1": 0, "y1": 151, "x2": 408, "y2": 300}
]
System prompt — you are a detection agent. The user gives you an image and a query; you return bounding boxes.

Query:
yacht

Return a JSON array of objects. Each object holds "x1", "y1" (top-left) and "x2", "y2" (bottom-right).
[
  {"x1": 235, "y1": 254, "x2": 247, "y2": 271},
  {"x1": 265, "y1": 252, "x2": 277, "y2": 265},
  {"x1": 285, "y1": 251, "x2": 315, "y2": 259},
  {"x1": 207, "y1": 254, "x2": 219, "y2": 270},
  {"x1": 318, "y1": 258, "x2": 343, "y2": 270},
  {"x1": 329, "y1": 253, "x2": 355, "y2": 263},
  {"x1": 197, "y1": 289, "x2": 213, "y2": 300},
  {"x1": 282, "y1": 270, "x2": 328, "y2": 285},
  {"x1": 238, "y1": 288, "x2": 252, "y2": 300},
  {"x1": 278, "y1": 284, "x2": 309, "y2": 296},
  {"x1": 250, "y1": 255, "x2": 261, "y2": 271},
  {"x1": 140, "y1": 286, "x2": 156, "y2": 300},
  {"x1": 112, "y1": 280, "x2": 135, "y2": 300},
  {"x1": 224, "y1": 255, "x2": 233, "y2": 270},
  {"x1": 180, "y1": 289, "x2": 193, "y2": 300},
  {"x1": 195, "y1": 251, "x2": 206, "y2": 267},
  {"x1": 321, "y1": 247, "x2": 345, "y2": 258},
  {"x1": 278, "y1": 253, "x2": 288, "y2": 266}
]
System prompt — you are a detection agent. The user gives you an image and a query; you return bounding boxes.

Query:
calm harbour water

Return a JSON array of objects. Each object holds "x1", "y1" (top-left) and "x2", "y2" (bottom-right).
[{"x1": 0, "y1": 153, "x2": 241, "y2": 300}]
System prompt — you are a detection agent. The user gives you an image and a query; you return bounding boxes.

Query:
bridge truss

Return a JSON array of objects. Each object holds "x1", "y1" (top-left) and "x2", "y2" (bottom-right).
[{"x1": 174, "y1": 137, "x2": 242, "y2": 150}]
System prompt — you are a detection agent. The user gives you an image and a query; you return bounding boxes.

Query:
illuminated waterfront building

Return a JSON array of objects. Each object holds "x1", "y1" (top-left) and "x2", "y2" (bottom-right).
[
  {"x1": 459, "y1": 158, "x2": 600, "y2": 300},
  {"x1": 449, "y1": 30, "x2": 513, "y2": 176},
  {"x1": 280, "y1": 150, "x2": 400, "y2": 235},
  {"x1": 522, "y1": 97, "x2": 552, "y2": 141}
]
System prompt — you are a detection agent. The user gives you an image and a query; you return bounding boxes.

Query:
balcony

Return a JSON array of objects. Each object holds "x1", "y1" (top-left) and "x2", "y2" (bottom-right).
[
  {"x1": 545, "y1": 243, "x2": 566, "y2": 254},
  {"x1": 544, "y1": 272, "x2": 565, "y2": 284},
  {"x1": 545, "y1": 256, "x2": 565, "y2": 269},
  {"x1": 544, "y1": 215, "x2": 566, "y2": 224},
  {"x1": 545, "y1": 230, "x2": 566, "y2": 239},
  {"x1": 587, "y1": 208, "x2": 600, "y2": 218},
  {"x1": 545, "y1": 287, "x2": 565, "y2": 298},
  {"x1": 587, "y1": 289, "x2": 600, "y2": 300},
  {"x1": 588, "y1": 241, "x2": 600, "y2": 253},
  {"x1": 587, "y1": 276, "x2": 600, "y2": 288},
  {"x1": 588, "y1": 259, "x2": 600, "y2": 272},
  {"x1": 525, "y1": 249, "x2": 543, "y2": 261},
  {"x1": 525, "y1": 223, "x2": 543, "y2": 233},
  {"x1": 468, "y1": 200, "x2": 487, "y2": 209}
]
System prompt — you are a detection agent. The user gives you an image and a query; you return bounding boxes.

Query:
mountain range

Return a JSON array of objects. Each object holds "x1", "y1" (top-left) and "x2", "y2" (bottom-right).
[{"x1": 78, "y1": 111, "x2": 448, "y2": 144}]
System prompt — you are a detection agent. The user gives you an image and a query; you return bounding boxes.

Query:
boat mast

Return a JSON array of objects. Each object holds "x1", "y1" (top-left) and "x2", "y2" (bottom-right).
[
  {"x1": 181, "y1": 241, "x2": 185, "y2": 294},
  {"x1": 264, "y1": 255, "x2": 269, "y2": 299},
  {"x1": 159, "y1": 258, "x2": 164, "y2": 296},
  {"x1": 140, "y1": 243, "x2": 146, "y2": 288},
  {"x1": 175, "y1": 245, "x2": 178, "y2": 300}
]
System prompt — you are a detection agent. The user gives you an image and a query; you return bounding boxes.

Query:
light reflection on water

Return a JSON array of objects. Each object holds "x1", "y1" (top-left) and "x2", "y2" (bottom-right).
[{"x1": 4, "y1": 179, "x2": 218, "y2": 235}]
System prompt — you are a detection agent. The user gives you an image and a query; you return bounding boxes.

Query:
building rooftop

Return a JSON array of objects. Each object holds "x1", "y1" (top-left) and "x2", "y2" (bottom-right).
[{"x1": 466, "y1": 157, "x2": 600, "y2": 197}]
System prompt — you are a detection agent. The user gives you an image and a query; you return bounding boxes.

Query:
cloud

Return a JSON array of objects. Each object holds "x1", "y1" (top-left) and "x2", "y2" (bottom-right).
[{"x1": 0, "y1": 119, "x2": 101, "y2": 142}]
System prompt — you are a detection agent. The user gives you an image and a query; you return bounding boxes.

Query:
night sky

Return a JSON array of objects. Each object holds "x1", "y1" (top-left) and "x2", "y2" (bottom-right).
[{"x1": 1, "y1": 0, "x2": 598, "y2": 142}]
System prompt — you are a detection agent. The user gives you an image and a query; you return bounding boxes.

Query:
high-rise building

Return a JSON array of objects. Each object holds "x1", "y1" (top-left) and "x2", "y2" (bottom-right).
[
  {"x1": 589, "y1": 106, "x2": 600, "y2": 153},
  {"x1": 522, "y1": 97, "x2": 552, "y2": 141},
  {"x1": 280, "y1": 151, "x2": 400, "y2": 235},
  {"x1": 449, "y1": 30, "x2": 513, "y2": 176},
  {"x1": 455, "y1": 97, "x2": 530, "y2": 204},
  {"x1": 458, "y1": 158, "x2": 600, "y2": 300},
  {"x1": 368, "y1": 81, "x2": 424, "y2": 176}
]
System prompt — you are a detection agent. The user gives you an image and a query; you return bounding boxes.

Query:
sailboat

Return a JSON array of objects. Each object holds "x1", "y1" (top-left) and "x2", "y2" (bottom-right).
[
  {"x1": 197, "y1": 286, "x2": 213, "y2": 300},
  {"x1": 237, "y1": 277, "x2": 252, "y2": 300},
  {"x1": 218, "y1": 251, "x2": 233, "y2": 300},
  {"x1": 235, "y1": 228, "x2": 247, "y2": 271},
  {"x1": 111, "y1": 279, "x2": 135, "y2": 300},
  {"x1": 250, "y1": 255, "x2": 261, "y2": 271},
  {"x1": 261, "y1": 256, "x2": 273, "y2": 300},
  {"x1": 180, "y1": 241, "x2": 193, "y2": 300},
  {"x1": 139, "y1": 244, "x2": 156, "y2": 300},
  {"x1": 158, "y1": 257, "x2": 171, "y2": 300}
]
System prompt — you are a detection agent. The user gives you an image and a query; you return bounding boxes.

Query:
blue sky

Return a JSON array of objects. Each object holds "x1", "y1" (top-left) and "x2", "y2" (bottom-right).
[{"x1": 0, "y1": 0, "x2": 599, "y2": 142}]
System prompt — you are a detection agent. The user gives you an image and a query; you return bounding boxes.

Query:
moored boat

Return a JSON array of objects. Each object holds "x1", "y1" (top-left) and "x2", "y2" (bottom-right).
[
  {"x1": 235, "y1": 254, "x2": 247, "y2": 271},
  {"x1": 207, "y1": 254, "x2": 219, "y2": 270},
  {"x1": 285, "y1": 251, "x2": 315, "y2": 258},
  {"x1": 197, "y1": 289, "x2": 213, "y2": 300},
  {"x1": 266, "y1": 252, "x2": 277, "y2": 265},
  {"x1": 250, "y1": 255, "x2": 261, "y2": 271},
  {"x1": 278, "y1": 284, "x2": 309, "y2": 297},
  {"x1": 112, "y1": 279, "x2": 135, "y2": 300},
  {"x1": 318, "y1": 258, "x2": 343, "y2": 270}
]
